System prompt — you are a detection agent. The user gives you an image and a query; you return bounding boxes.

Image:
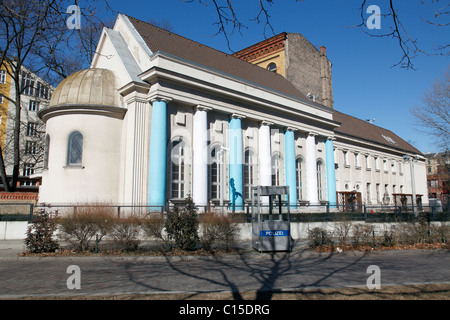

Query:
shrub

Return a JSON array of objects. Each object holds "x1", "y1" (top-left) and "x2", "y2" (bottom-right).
[
  {"x1": 333, "y1": 222, "x2": 352, "y2": 247},
  {"x1": 25, "y1": 209, "x2": 59, "y2": 253},
  {"x1": 165, "y1": 196, "x2": 199, "y2": 251},
  {"x1": 307, "y1": 227, "x2": 334, "y2": 249},
  {"x1": 58, "y1": 205, "x2": 116, "y2": 252},
  {"x1": 381, "y1": 229, "x2": 397, "y2": 247},
  {"x1": 110, "y1": 217, "x2": 141, "y2": 252},
  {"x1": 352, "y1": 223, "x2": 375, "y2": 247},
  {"x1": 141, "y1": 212, "x2": 168, "y2": 249},
  {"x1": 199, "y1": 211, "x2": 240, "y2": 251}
]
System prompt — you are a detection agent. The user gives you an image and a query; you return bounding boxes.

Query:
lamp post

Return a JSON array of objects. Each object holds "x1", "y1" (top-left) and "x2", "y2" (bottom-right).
[{"x1": 403, "y1": 155, "x2": 417, "y2": 217}]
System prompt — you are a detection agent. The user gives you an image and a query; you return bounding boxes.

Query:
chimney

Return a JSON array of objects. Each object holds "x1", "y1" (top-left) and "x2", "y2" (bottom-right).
[
  {"x1": 320, "y1": 46, "x2": 327, "y2": 55},
  {"x1": 319, "y1": 45, "x2": 333, "y2": 108}
]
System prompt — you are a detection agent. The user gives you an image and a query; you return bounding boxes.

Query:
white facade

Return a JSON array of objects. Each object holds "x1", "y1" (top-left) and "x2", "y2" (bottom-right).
[{"x1": 37, "y1": 14, "x2": 428, "y2": 209}]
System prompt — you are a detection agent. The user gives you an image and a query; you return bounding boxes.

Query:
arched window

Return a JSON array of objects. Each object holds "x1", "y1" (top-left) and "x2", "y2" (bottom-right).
[
  {"x1": 296, "y1": 157, "x2": 304, "y2": 200},
  {"x1": 317, "y1": 160, "x2": 324, "y2": 201},
  {"x1": 272, "y1": 153, "x2": 282, "y2": 186},
  {"x1": 267, "y1": 62, "x2": 277, "y2": 72},
  {"x1": 170, "y1": 139, "x2": 185, "y2": 199},
  {"x1": 43, "y1": 134, "x2": 50, "y2": 169},
  {"x1": 243, "y1": 149, "x2": 256, "y2": 200},
  {"x1": 208, "y1": 145, "x2": 222, "y2": 200},
  {"x1": 67, "y1": 131, "x2": 83, "y2": 166}
]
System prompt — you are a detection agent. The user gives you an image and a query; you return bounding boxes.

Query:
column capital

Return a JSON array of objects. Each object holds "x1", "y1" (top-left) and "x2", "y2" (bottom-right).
[
  {"x1": 326, "y1": 136, "x2": 336, "y2": 141},
  {"x1": 285, "y1": 126, "x2": 298, "y2": 132},
  {"x1": 259, "y1": 120, "x2": 274, "y2": 126},
  {"x1": 196, "y1": 105, "x2": 213, "y2": 112},
  {"x1": 149, "y1": 94, "x2": 172, "y2": 103},
  {"x1": 230, "y1": 113, "x2": 246, "y2": 120},
  {"x1": 307, "y1": 132, "x2": 319, "y2": 137}
]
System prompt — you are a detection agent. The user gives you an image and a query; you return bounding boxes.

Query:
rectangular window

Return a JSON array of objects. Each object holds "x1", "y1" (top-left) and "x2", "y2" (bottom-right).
[
  {"x1": 0, "y1": 70, "x2": 6, "y2": 84},
  {"x1": 21, "y1": 72, "x2": 34, "y2": 96},
  {"x1": 376, "y1": 183, "x2": 380, "y2": 203},
  {"x1": 29, "y1": 100, "x2": 39, "y2": 112},
  {"x1": 430, "y1": 180, "x2": 439, "y2": 188},
  {"x1": 26, "y1": 122, "x2": 38, "y2": 137},
  {"x1": 23, "y1": 163, "x2": 35, "y2": 176},
  {"x1": 354, "y1": 153, "x2": 360, "y2": 167},
  {"x1": 375, "y1": 157, "x2": 379, "y2": 170},
  {"x1": 343, "y1": 151, "x2": 349, "y2": 166},
  {"x1": 365, "y1": 155, "x2": 371, "y2": 169},
  {"x1": 36, "y1": 81, "x2": 49, "y2": 99},
  {"x1": 25, "y1": 141, "x2": 37, "y2": 154}
]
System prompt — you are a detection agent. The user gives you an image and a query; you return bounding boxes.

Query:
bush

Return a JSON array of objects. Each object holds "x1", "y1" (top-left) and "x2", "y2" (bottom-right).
[
  {"x1": 25, "y1": 209, "x2": 59, "y2": 253},
  {"x1": 110, "y1": 217, "x2": 141, "y2": 252},
  {"x1": 333, "y1": 222, "x2": 352, "y2": 247},
  {"x1": 58, "y1": 205, "x2": 116, "y2": 252},
  {"x1": 141, "y1": 212, "x2": 167, "y2": 249},
  {"x1": 307, "y1": 227, "x2": 334, "y2": 249},
  {"x1": 199, "y1": 211, "x2": 240, "y2": 251},
  {"x1": 165, "y1": 196, "x2": 199, "y2": 251},
  {"x1": 352, "y1": 223, "x2": 375, "y2": 247}
]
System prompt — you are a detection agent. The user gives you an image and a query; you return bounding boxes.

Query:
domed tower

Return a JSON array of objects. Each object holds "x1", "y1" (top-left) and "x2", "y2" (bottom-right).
[{"x1": 38, "y1": 68, "x2": 126, "y2": 204}]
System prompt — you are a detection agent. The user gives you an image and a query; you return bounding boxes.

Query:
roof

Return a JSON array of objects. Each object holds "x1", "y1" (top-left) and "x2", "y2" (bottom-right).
[
  {"x1": 124, "y1": 15, "x2": 421, "y2": 155},
  {"x1": 49, "y1": 68, "x2": 121, "y2": 108},
  {"x1": 125, "y1": 15, "x2": 316, "y2": 106},
  {"x1": 333, "y1": 110, "x2": 422, "y2": 155}
]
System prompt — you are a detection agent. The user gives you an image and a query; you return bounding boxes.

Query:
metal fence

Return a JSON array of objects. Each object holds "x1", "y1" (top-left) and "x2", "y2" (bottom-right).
[{"x1": 1, "y1": 202, "x2": 449, "y2": 223}]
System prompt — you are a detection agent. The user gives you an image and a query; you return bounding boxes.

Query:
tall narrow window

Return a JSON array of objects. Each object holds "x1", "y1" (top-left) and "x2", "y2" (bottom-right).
[
  {"x1": 21, "y1": 72, "x2": 34, "y2": 96},
  {"x1": 0, "y1": 70, "x2": 6, "y2": 84},
  {"x1": 67, "y1": 131, "x2": 83, "y2": 165},
  {"x1": 26, "y1": 122, "x2": 38, "y2": 137},
  {"x1": 296, "y1": 157, "x2": 304, "y2": 200},
  {"x1": 43, "y1": 134, "x2": 50, "y2": 169},
  {"x1": 170, "y1": 139, "x2": 185, "y2": 199},
  {"x1": 317, "y1": 160, "x2": 323, "y2": 201},
  {"x1": 243, "y1": 149, "x2": 255, "y2": 200},
  {"x1": 271, "y1": 153, "x2": 282, "y2": 186},
  {"x1": 208, "y1": 145, "x2": 221, "y2": 200}
]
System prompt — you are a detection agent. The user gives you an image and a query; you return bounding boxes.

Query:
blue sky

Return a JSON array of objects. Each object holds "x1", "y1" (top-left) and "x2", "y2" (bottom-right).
[{"x1": 102, "y1": 0, "x2": 449, "y2": 154}]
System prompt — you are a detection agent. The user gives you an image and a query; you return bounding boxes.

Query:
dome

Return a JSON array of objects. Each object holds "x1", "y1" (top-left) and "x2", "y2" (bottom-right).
[
  {"x1": 40, "y1": 68, "x2": 125, "y2": 121},
  {"x1": 49, "y1": 68, "x2": 121, "y2": 107}
]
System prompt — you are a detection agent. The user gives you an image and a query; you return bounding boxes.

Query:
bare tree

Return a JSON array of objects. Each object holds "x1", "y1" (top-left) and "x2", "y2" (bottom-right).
[
  {"x1": 411, "y1": 66, "x2": 450, "y2": 150},
  {"x1": 184, "y1": 0, "x2": 449, "y2": 69}
]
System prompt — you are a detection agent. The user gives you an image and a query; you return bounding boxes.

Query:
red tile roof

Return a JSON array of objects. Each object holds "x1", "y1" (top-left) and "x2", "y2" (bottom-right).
[
  {"x1": 125, "y1": 15, "x2": 313, "y2": 104},
  {"x1": 125, "y1": 15, "x2": 421, "y2": 155},
  {"x1": 333, "y1": 110, "x2": 422, "y2": 154}
]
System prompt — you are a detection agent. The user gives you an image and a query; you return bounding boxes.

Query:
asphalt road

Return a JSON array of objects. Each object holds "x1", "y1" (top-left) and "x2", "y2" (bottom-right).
[{"x1": 1, "y1": 240, "x2": 449, "y2": 300}]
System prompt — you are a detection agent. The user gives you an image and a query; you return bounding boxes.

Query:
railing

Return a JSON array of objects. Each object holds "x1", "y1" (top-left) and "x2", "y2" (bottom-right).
[{"x1": 0, "y1": 202, "x2": 449, "y2": 223}]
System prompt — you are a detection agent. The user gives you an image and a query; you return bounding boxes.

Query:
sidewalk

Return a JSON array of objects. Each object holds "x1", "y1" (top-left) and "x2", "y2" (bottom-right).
[
  {"x1": 0, "y1": 239, "x2": 311, "y2": 259},
  {"x1": 1, "y1": 239, "x2": 450, "y2": 300},
  {"x1": 0, "y1": 240, "x2": 26, "y2": 258}
]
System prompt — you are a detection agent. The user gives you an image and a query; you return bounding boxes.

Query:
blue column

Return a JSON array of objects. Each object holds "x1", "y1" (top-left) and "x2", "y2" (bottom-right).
[
  {"x1": 325, "y1": 137, "x2": 337, "y2": 207},
  {"x1": 148, "y1": 99, "x2": 168, "y2": 207},
  {"x1": 229, "y1": 116, "x2": 243, "y2": 210},
  {"x1": 284, "y1": 129, "x2": 297, "y2": 208}
]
